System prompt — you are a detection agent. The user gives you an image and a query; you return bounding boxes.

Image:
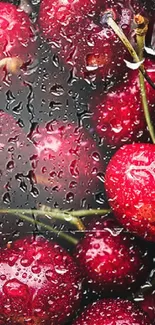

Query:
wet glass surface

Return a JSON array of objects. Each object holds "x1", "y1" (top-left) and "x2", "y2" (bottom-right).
[{"x1": 0, "y1": 0, "x2": 155, "y2": 324}]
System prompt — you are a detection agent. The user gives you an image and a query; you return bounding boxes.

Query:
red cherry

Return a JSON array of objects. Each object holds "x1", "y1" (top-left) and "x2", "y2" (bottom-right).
[
  {"x1": 72, "y1": 299, "x2": 152, "y2": 325},
  {"x1": 75, "y1": 217, "x2": 150, "y2": 294},
  {"x1": 31, "y1": 121, "x2": 103, "y2": 206},
  {"x1": 0, "y1": 236, "x2": 81, "y2": 324},
  {"x1": 38, "y1": 0, "x2": 139, "y2": 80},
  {"x1": 39, "y1": 0, "x2": 97, "y2": 30},
  {"x1": 105, "y1": 143, "x2": 155, "y2": 241},
  {"x1": 38, "y1": 0, "x2": 97, "y2": 47},
  {"x1": 90, "y1": 59, "x2": 155, "y2": 147},
  {"x1": 0, "y1": 3, "x2": 36, "y2": 73},
  {"x1": 138, "y1": 293, "x2": 155, "y2": 323}
]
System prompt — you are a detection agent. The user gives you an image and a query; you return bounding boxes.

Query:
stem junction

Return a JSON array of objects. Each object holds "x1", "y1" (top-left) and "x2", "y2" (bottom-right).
[{"x1": 100, "y1": 11, "x2": 155, "y2": 90}]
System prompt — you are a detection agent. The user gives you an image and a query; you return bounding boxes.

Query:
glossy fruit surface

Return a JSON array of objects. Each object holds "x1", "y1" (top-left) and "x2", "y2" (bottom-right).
[
  {"x1": 75, "y1": 217, "x2": 150, "y2": 293},
  {"x1": 105, "y1": 143, "x2": 155, "y2": 241},
  {"x1": 91, "y1": 59, "x2": 155, "y2": 147},
  {"x1": 38, "y1": 0, "x2": 140, "y2": 80},
  {"x1": 31, "y1": 120, "x2": 103, "y2": 206},
  {"x1": 72, "y1": 299, "x2": 152, "y2": 325},
  {"x1": 0, "y1": 235, "x2": 81, "y2": 324},
  {"x1": 0, "y1": 3, "x2": 36, "y2": 65}
]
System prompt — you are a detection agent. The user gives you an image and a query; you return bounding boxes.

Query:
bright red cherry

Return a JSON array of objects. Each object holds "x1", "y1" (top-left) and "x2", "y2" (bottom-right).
[
  {"x1": 0, "y1": 2, "x2": 36, "y2": 74},
  {"x1": 30, "y1": 120, "x2": 103, "y2": 206},
  {"x1": 72, "y1": 299, "x2": 153, "y2": 325},
  {"x1": 90, "y1": 59, "x2": 155, "y2": 147},
  {"x1": 38, "y1": 0, "x2": 140, "y2": 80},
  {"x1": 105, "y1": 143, "x2": 155, "y2": 241},
  {"x1": 0, "y1": 236, "x2": 82, "y2": 324},
  {"x1": 75, "y1": 217, "x2": 150, "y2": 294}
]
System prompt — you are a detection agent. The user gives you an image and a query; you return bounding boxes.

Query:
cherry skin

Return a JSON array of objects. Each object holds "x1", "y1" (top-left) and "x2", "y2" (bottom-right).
[
  {"x1": 30, "y1": 120, "x2": 103, "y2": 206},
  {"x1": 0, "y1": 235, "x2": 82, "y2": 324},
  {"x1": 38, "y1": 0, "x2": 140, "y2": 80},
  {"x1": 0, "y1": 2, "x2": 36, "y2": 72},
  {"x1": 138, "y1": 293, "x2": 155, "y2": 323},
  {"x1": 90, "y1": 59, "x2": 155, "y2": 147},
  {"x1": 105, "y1": 143, "x2": 155, "y2": 242},
  {"x1": 72, "y1": 299, "x2": 152, "y2": 325},
  {"x1": 75, "y1": 217, "x2": 150, "y2": 294}
]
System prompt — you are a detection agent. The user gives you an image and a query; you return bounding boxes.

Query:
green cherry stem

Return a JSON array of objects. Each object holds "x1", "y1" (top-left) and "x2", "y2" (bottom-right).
[
  {"x1": 0, "y1": 208, "x2": 111, "y2": 233},
  {"x1": 107, "y1": 15, "x2": 140, "y2": 61},
  {"x1": 38, "y1": 206, "x2": 111, "y2": 218},
  {"x1": 0, "y1": 208, "x2": 85, "y2": 231},
  {"x1": 135, "y1": 14, "x2": 155, "y2": 144},
  {"x1": 0, "y1": 208, "x2": 111, "y2": 245},
  {"x1": 71, "y1": 209, "x2": 111, "y2": 217},
  {"x1": 13, "y1": 212, "x2": 79, "y2": 245},
  {"x1": 101, "y1": 12, "x2": 155, "y2": 90}
]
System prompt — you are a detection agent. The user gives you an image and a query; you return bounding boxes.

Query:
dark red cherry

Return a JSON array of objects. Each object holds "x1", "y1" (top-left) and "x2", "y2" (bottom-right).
[
  {"x1": 90, "y1": 59, "x2": 155, "y2": 147},
  {"x1": 38, "y1": 0, "x2": 142, "y2": 80},
  {"x1": 75, "y1": 217, "x2": 150, "y2": 294},
  {"x1": 0, "y1": 236, "x2": 81, "y2": 324},
  {"x1": 72, "y1": 299, "x2": 153, "y2": 325}
]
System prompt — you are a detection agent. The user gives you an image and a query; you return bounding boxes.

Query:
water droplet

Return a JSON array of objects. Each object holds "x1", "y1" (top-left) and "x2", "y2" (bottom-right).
[
  {"x1": 0, "y1": 274, "x2": 6, "y2": 281},
  {"x1": 6, "y1": 160, "x2": 15, "y2": 171},
  {"x1": 30, "y1": 186, "x2": 39, "y2": 197},
  {"x1": 3, "y1": 192, "x2": 11, "y2": 204},
  {"x1": 52, "y1": 54, "x2": 59, "y2": 68},
  {"x1": 66, "y1": 192, "x2": 74, "y2": 203},
  {"x1": 45, "y1": 269, "x2": 54, "y2": 281},
  {"x1": 20, "y1": 180, "x2": 27, "y2": 192},
  {"x1": 69, "y1": 181, "x2": 77, "y2": 189},
  {"x1": 3, "y1": 279, "x2": 29, "y2": 298},
  {"x1": 70, "y1": 160, "x2": 79, "y2": 177},
  {"x1": 50, "y1": 84, "x2": 64, "y2": 96},
  {"x1": 20, "y1": 258, "x2": 32, "y2": 267},
  {"x1": 12, "y1": 102, "x2": 23, "y2": 114},
  {"x1": 31, "y1": 265, "x2": 41, "y2": 274},
  {"x1": 92, "y1": 151, "x2": 101, "y2": 162},
  {"x1": 22, "y1": 273, "x2": 27, "y2": 279},
  {"x1": 55, "y1": 266, "x2": 68, "y2": 275}
]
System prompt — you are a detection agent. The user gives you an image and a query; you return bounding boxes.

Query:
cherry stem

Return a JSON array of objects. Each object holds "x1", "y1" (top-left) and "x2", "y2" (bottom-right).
[
  {"x1": 13, "y1": 212, "x2": 79, "y2": 245},
  {"x1": 101, "y1": 12, "x2": 155, "y2": 90},
  {"x1": 0, "y1": 208, "x2": 85, "y2": 231},
  {"x1": 0, "y1": 208, "x2": 110, "y2": 233},
  {"x1": 135, "y1": 15, "x2": 155, "y2": 144},
  {"x1": 0, "y1": 207, "x2": 111, "y2": 245},
  {"x1": 71, "y1": 208, "x2": 110, "y2": 217}
]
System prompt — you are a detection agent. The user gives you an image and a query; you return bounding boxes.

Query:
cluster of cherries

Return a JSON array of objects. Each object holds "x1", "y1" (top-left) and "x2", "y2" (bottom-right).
[{"x1": 0, "y1": 0, "x2": 155, "y2": 324}]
